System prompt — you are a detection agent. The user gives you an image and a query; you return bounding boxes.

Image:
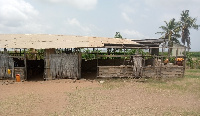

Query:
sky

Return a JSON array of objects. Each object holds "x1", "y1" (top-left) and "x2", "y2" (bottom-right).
[{"x1": 0, "y1": 0, "x2": 200, "y2": 51}]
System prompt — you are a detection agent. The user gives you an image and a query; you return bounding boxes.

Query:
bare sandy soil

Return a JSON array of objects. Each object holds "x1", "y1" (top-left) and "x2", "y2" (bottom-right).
[{"x1": 0, "y1": 74, "x2": 200, "y2": 116}]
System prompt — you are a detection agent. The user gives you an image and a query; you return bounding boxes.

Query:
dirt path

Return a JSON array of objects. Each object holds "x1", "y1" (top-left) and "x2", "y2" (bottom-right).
[
  {"x1": 0, "y1": 78, "x2": 200, "y2": 116},
  {"x1": 0, "y1": 79, "x2": 98, "y2": 116}
]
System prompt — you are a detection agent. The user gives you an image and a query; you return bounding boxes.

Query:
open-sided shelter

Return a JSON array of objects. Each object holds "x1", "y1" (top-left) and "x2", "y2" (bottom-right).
[{"x1": 0, "y1": 34, "x2": 186, "y2": 81}]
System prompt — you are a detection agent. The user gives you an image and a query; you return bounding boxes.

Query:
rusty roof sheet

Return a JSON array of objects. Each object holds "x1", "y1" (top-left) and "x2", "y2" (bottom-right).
[{"x1": 0, "y1": 34, "x2": 139, "y2": 49}]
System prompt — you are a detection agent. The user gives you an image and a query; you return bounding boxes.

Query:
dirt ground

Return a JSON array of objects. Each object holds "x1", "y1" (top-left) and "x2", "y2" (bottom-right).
[{"x1": 0, "y1": 70, "x2": 200, "y2": 116}]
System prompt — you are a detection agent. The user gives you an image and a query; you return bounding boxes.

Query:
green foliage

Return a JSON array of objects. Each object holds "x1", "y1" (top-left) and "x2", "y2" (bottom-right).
[
  {"x1": 156, "y1": 10, "x2": 199, "y2": 51},
  {"x1": 114, "y1": 32, "x2": 122, "y2": 38},
  {"x1": 185, "y1": 69, "x2": 200, "y2": 78},
  {"x1": 82, "y1": 49, "x2": 95, "y2": 60},
  {"x1": 189, "y1": 52, "x2": 200, "y2": 57},
  {"x1": 181, "y1": 52, "x2": 200, "y2": 69},
  {"x1": 26, "y1": 49, "x2": 44, "y2": 60},
  {"x1": 127, "y1": 49, "x2": 146, "y2": 55},
  {"x1": 169, "y1": 57, "x2": 175, "y2": 63},
  {"x1": 186, "y1": 52, "x2": 194, "y2": 68},
  {"x1": 156, "y1": 18, "x2": 181, "y2": 45},
  {"x1": 180, "y1": 10, "x2": 200, "y2": 49}
]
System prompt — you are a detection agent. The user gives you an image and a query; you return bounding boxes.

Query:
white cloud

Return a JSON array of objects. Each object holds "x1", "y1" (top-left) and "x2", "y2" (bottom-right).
[
  {"x1": 0, "y1": 0, "x2": 48, "y2": 33},
  {"x1": 121, "y1": 12, "x2": 133, "y2": 24},
  {"x1": 120, "y1": 4, "x2": 136, "y2": 14},
  {"x1": 43, "y1": 0, "x2": 98, "y2": 10},
  {"x1": 0, "y1": 0, "x2": 38, "y2": 27},
  {"x1": 65, "y1": 18, "x2": 97, "y2": 36},
  {"x1": 121, "y1": 29, "x2": 152, "y2": 39}
]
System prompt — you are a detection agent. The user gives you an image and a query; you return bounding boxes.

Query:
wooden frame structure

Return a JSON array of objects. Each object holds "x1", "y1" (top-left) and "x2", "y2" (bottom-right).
[{"x1": 0, "y1": 34, "x2": 186, "y2": 80}]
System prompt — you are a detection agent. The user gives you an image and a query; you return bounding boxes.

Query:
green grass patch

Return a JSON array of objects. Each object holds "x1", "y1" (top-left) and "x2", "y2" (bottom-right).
[
  {"x1": 143, "y1": 69, "x2": 200, "y2": 98},
  {"x1": 185, "y1": 69, "x2": 200, "y2": 78},
  {"x1": 186, "y1": 69, "x2": 200, "y2": 73},
  {"x1": 185, "y1": 74, "x2": 200, "y2": 78},
  {"x1": 101, "y1": 79, "x2": 126, "y2": 90}
]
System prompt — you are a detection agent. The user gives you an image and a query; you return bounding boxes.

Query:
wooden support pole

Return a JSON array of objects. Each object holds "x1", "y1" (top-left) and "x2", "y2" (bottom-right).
[
  {"x1": 160, "y1": 45, "x2": 164, "y2": 77},
  {"x1": 123, "y1": 48, "x2": 125, "y2": 65},
  {"x1": 183, "y1": 46, "x2": 186, "y2": 77},
  {"x1": 78, "y1": 53, "x2": 82, "y2": 79},
  {"x1": 175, "y1": 48, "x2": 178, "y2": 65},
  {"x1": 44, "y1": 49, "x2": 55, "y2": 80},
  {"x1": 11, "y1": 59, "x2": 14, "y2": 79},
  {"x1": 24, "y1": 49, "x2": 27, "y2": 81},
  {"x1": 20, "y1": 49, "x2": 21, "y2": 56},
  {"x1": 4, "y1": 48, "x2": 7, "y2": 54},
  {"x1": 161, "y1": 45, "x2": 164, "y2": 63},
  {"x1": 96, "y1": 48, "x2": 99, "y2": 79}
]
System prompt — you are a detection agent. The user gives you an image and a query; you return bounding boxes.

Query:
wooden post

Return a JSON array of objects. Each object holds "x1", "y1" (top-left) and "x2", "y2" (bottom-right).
[
  {"x1": 123, "y1": 47, "x2": 125, "y2": 65},
  {"x1": 175, "y1": 48, "x2": 178, "y2": 65},
  {"x1": 183, "y1": 46, "x2": 186, "y2": 77},
  {"x1": 12, "y1": 59, "x2": 14, "y2": 79},
  {"x1": 4, "y1": 48, "x2": 7, "y2": 54},
  {"x1": 96, "y1": 49, "x2": 99, "y2": 79},
  {"x1": 44, "y1": 49, "x2": 55, "y2": 80},
  {"x1": 78, "y1": 53, "x2": 82, "y2": 79},
  {"x1": 160, "y1": 46, "x2": 164, "y2": 77},
  {"x1": 20, "y1": 49, "x2": 21, "y2": 56},
  {"x1": 24, "y1": 49, "x2": 27, "y2": 81}
]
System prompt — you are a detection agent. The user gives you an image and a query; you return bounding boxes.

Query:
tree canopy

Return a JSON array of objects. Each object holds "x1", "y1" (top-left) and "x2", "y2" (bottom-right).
[
  {"x1": 156, "y1": 10, "x2": 199, "y2": 51},
  {"x1": 156, "y1": 18, "x2": 181, "y2": 45},
  {"x1": 180, "y1": 10, "x2": 200, "y2": 50},
  {"x1": 114, "y1": 32, "x2": 123, "y2": 38}
]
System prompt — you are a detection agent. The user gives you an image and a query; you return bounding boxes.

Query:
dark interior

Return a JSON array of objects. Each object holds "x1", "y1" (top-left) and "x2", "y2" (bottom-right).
[{"x1": 27, "y1": 60, "x2": 44, "y2": 81}]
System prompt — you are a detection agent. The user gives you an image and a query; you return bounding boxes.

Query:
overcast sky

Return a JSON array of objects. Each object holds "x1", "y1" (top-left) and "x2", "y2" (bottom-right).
[{"x1": 0, "y1": 0, "x2": 199, "y2": 51}]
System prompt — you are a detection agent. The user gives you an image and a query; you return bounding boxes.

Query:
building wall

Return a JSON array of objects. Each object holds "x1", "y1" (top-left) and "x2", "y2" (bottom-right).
[{"x1": 172, "y1": 44, "x2": 185, "y2": 56}]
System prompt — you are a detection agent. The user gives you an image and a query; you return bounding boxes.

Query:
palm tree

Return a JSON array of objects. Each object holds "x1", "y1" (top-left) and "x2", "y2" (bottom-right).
[
  {"x1": 156, "y1": 18, "x2": 181, "y2": 55},
  {"x1": 180, "y1": 10, "x2": 199, "y2": 51}
]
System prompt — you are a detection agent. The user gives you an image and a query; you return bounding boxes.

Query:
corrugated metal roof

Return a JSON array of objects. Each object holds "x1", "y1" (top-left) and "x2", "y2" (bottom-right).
[{"x1": 0, "y1": 34, "x2": 139, "y2": 49}]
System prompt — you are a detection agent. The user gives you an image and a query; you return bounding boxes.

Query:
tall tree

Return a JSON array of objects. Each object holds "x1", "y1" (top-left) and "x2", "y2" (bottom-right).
[
  {"x1": 180, "y1": 10, "x2": 199, "y2": 51},
  {"x1": 156, "y1": 18, "x2": 181, "y2": 54}
]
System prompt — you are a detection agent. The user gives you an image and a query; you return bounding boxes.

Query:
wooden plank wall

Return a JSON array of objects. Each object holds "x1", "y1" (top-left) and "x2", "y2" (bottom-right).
[
  {"x1": 98, "y1": 65, "x2": 184, "y2": 78},
  {"x1": 143, "y1": 65, "x2": 184, "y2": 78},
  {"x1": 0, "y1": 54, "x2": 14, "y2": 79},
  {"x1": 98, "y1": 66, "x2": 134, "y2": 78},
  {"x1": 48, "y1": 53, "x2": 80, "y2": 79}
]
